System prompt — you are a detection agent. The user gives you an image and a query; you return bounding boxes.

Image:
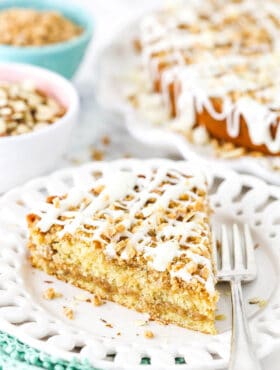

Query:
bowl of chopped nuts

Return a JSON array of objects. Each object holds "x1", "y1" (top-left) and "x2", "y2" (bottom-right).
[
  {"x1": 0, "y1": 0, "x2": 93, "y2": 79},
  {"x1": 0, "y1": 62, "x2": 79, "y2": 193}
]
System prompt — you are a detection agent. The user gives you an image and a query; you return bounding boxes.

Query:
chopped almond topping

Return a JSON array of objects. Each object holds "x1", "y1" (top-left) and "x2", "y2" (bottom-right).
[
  {"x1": 186, "y1": 261, "x2": 197, "y2": 274},
  {"x1": 200, "y1": 266, "x2": 209, "y2": 279},
  {"x1": 115, "y1": 223, "x2": 126, "y2": 233},
  {"x1": 124, "y1": 244, "x2": 136, "y2": 259},
  {"x1": 53, "y1": 197, "x2": 60, "y2": 208}
]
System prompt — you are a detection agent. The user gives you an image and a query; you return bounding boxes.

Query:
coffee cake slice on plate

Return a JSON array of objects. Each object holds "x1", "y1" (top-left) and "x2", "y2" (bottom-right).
[{"x1": 27, "y1": 162, "x2": 218, "y2": 334}]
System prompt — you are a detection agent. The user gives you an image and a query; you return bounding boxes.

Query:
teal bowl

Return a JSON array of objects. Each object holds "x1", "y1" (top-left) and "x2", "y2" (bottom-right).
[{"x1": 0, "y1": 0, "x2": 93, "y2": 79}]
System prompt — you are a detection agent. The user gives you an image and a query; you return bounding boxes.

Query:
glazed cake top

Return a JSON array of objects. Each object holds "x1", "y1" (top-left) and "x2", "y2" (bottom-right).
[
  {"x1": 139, "y1": 0, "x2": 280, "y2": 153},
  {"x1": 31, "y1": 163, "x2": 215, "y2": 295},
  {"x1": 141, "y1": 0, "x2": 280, "y2": 58}
]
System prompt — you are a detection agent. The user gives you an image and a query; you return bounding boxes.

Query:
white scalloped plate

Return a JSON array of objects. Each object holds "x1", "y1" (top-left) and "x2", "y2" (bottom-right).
[
  {"x1": 94, "y1": 20, "x2": 280, "y2": 185},
  {"x1": 0, "y1": 159, "x2": 280, "y2": 369}
]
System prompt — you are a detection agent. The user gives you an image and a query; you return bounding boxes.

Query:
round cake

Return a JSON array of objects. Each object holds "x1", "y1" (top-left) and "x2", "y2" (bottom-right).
[{"x1": 137, "y1": 0, "x2": 280, "y2": 155}]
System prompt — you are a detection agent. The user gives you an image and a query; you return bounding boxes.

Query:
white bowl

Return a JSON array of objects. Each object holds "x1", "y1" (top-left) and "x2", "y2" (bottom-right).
[{"x1": 0, "y1": 63, "x2": 79, "y2": 193}]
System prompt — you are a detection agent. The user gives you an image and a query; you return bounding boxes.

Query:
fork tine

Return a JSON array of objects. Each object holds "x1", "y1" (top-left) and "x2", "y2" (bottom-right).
[
  {"x1": 221, "y1": 224, "x2": 231, "y2": 270},
  {"x1": 232, "y1": 224, "x2": 244, "y2": 268},
  {"x1": 211, "y1": 227, "x2": 219, "y2": 271},
  {"x1": 244, "y1": 224, "x2": 257, "y2": 275}
]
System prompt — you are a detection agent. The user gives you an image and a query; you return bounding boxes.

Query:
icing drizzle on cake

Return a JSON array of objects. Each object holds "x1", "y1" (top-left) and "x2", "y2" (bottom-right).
[
  {"x1": 33, "y1": 163, "x2": 215, "y2": 295},
  {"x1": 140, "y1": 0, "x2": 280, "y2": 153}
]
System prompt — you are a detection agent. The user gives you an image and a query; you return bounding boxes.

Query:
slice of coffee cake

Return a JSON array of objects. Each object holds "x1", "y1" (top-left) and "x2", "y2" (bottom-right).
[{"x1": 27, "y1": 162, "x2": 218, "y2": 334}]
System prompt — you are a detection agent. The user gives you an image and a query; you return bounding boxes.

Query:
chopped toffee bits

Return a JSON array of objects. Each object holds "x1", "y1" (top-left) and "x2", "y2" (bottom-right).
[
  {"x1": 63, "y1": 306, "x2": 74, "y2": 320},
  {"x1": 144, "y1": 330, "x2": 154, "y2": 339},
  {"x1": 0, "y1": 8, "x2": 83, "y2": 46},
  {"x1": 43, "y1": 287, "x2": 62, "y2": 300},
  {"x1": 0, "y1": 80, "x2": 66, "y2": 137},
  {"x1": 215, "y1": 314, "x2": 226, "y2": 321}
]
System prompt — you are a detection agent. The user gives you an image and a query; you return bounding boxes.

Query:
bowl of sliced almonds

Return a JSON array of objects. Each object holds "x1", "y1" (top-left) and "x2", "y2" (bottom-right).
[{"x1": 0, "y1": 63, "x2": 79, "y2": 193}]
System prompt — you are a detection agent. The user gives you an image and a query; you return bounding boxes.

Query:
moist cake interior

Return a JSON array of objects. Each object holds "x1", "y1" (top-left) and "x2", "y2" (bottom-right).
[{"x1": 27, "y1": 163, "x2": 218, "y2": 334}]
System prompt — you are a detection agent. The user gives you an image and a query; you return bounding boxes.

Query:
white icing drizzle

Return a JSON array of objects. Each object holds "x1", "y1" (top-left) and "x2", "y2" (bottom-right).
[
  {"x1": 32, "y1": 164, "x2": 215, "y2": 295},
  {"x1": 139, "y1": 0, "x2": 280, "y2": 153}
]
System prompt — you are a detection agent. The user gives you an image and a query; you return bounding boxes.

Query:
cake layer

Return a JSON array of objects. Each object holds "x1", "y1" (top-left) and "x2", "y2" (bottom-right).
[
  {"x1": 138, "y1": 0, "x2": 280, "y2": 155},
  {"x1": 27, "y1": 163, "x2": 218, "y2": 334},
  {"x1": 28, "y1": 239, "x2": 216, "y2": 334}
]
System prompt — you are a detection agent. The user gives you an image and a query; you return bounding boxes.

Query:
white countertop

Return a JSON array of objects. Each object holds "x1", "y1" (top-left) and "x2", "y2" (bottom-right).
[{"x1": 64, "y1": 1, "x2": 279, "y2": 369}]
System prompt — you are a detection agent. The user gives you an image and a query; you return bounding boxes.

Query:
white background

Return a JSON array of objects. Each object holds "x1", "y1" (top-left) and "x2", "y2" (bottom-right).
[{"x1": 72, "y1": 1, "x2": 280, "y2": 369}]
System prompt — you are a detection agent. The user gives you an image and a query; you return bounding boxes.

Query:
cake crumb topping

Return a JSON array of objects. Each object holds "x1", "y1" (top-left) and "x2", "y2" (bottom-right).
[
  {"x1": 136, "y1": 0, "x2": 280, "y2": 154},
  {"x1": 30, "y1": 164, "x2": 215, "y2": 295}
]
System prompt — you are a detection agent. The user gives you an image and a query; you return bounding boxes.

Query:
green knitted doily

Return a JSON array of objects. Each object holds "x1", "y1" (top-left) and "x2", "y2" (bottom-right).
[
  {"x1": 0, "y1": 331, "x2": 186, "y2": 369},
  {"x1": 0, "y1": 331, "x2": 98, "y2": 370}
]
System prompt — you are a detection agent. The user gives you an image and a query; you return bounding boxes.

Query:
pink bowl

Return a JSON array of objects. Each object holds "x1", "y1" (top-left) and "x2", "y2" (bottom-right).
[{"x1": 0, "y1": 63, "x2": 79, "y2": 192}]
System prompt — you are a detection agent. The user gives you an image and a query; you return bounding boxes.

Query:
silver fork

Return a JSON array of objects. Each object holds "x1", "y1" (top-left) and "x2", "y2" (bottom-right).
[{"x1": 213, "y1": 224, "x2": 263, "y2": 370}]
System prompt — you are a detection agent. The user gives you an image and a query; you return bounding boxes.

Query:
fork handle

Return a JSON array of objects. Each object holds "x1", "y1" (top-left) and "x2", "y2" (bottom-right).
[{"x1": 229, "y1": 280, "x2": 263, "y2": 370}]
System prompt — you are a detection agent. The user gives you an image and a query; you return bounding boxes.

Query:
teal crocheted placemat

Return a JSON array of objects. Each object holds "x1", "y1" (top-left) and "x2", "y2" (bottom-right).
[
  {"x1": 0, "y1": 331, "x2": 158, "y2": 370},
  {"x1": 0, "y1": 331, "x2": 98, "y2": 370},
  {"x1": 0, "y1": 331, "x2": 186, "y2": 369}
]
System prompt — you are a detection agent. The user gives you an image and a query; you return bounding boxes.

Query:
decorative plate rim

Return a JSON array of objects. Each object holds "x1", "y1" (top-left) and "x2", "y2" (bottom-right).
[{"x1": 0, "y1": 159, "x2": 280, "y2": 369}]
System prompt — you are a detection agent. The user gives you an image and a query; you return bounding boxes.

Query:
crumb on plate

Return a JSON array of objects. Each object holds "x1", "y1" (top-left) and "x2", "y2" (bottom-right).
[
  {"x1": 74, "y1": 294, "x2": 91, "y2": 303},
  {"x1": 43, "y1": 287, "x2": 62, "y2": 300},
  {"x1": 91, "y1": 294, "x2": 104, "y2": 306},
  {"x1": 63, "y1": 306, "x2": 74, "y2": 320},
  {"x1": 101, "y1": 135, "x2": 111, "y2": 146},
  {"x1": 91, "y1": 148, "x2": 104, "y2": 161},
  {"x1": 215, "y1": 314, "x2": 226, "y2": 321},
  {"x1": 248, "y1": 297, "x2": 267, "y2": 308},
  {"x1": 144, "y1": 330, "x2": 154, "y2": 339}
]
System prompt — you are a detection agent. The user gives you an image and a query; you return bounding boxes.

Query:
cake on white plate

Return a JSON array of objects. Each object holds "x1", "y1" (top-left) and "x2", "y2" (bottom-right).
[{"x1": 27, "y1": 162, "x2": 218, "y2": 334}]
